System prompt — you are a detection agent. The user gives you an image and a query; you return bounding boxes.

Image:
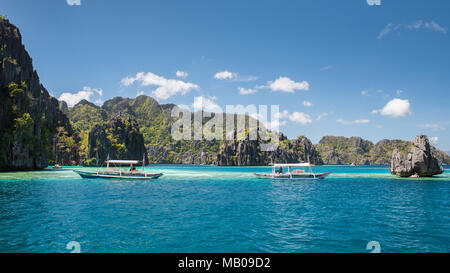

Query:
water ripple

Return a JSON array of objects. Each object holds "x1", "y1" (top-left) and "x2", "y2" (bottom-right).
[{"x1": 0, "y1": 165, "x2": 448, "y2": 252}]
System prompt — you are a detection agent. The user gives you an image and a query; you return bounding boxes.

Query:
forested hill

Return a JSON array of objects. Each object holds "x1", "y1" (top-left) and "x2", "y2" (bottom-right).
[
  {"x1": 65, "y1": 97, "x2": 450, "y2": 166},
  {"x1": 65, "y1": 95, "x2": 324, "y2": 166}
]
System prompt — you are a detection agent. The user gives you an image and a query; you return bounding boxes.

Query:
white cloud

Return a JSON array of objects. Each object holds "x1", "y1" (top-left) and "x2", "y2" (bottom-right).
[
  {"x1": 264, "y1": 119, "x2": 287, "y2": 131},
  {"x1": 407, "y1": 20, "x2": 447, "y2": 34},
  {"x1": 176, "y1": 71, "x2": 188, "y2": 78},
  {"x1": 378, "y1": 20, "x2": 447, "y2": 39},
  {"x1": 336, "y1": 119, "x2": 371, "y2": 125},
  {"x1": 176, "y1": 104, "x2": 192, "y2": 111},
  {"x1": 58, "y1": 86, "x2": 103, "y2": 107},
  {"x1": 303, "y1": 100, "x2": 312, "y2": 107},
  {"x1": 233, "y1": 75, "x2": 259, "y2": 82},
  {"x1": 267, "y1": 77, "x2": 310, "y2": 93},
  {"x1": 274, "y1": 110, "x2": 289, "y2": 120},
  {"x1": 378, "y1": 23, "x2": 401, "y2": 39},
  {"x1": 419, "y1": 123, "x2": 445, "y2": 131},
  {"x1": 121, "y1": 72, "x2": 199, "y2": 100},
  {"x1": 248, "y1": 112, "x2": 282, "y2": 131},
  {"x1": 272, "y1": 110, "x2": 312, "y2": 126},
  {"x1": 213, "y1": 70, "x2": 257, "y2": 82},
  {"x1": 238, "y1": 87, "x2": 257, "y2": 95},
  {"x1": 192, "y1": 96, "x2": 222, "y2": 113},
  {"x1": 372, "y1": 98, "x2": 411, "y2": 117},
  {"x1": 137, "y1": 90, "x2": 145, "y2": 96},
  {"x1": 361, "y1": 90, "x2": 369, "y2": 96},
  {"x1": 321, "y1": 65, "x2": 333, "y2": 71},
  {"x1": 396, "y1": 89, "x2": 404, "y2": 95},
  {"x1": 430, "y1": 136, "x2": 439, "y2": 145},
  {"x1": 121, "y1": 76, "x2": 136, "y2": 86},
  {"x1": 288, "y1": 112, "x2": 312, "y2": 125},
  {"x1": 317, "y1": 113, "x2": 328, "y2": 121},
  {"x1": 214, "y1": 70, "x2": 237, "y2": 80},
  {"x1": 66, "y1": 0, "x2": 81, "y2": 6}
]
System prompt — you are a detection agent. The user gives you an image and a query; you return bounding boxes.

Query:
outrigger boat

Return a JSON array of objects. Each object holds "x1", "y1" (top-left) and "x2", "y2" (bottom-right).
[
  {"x1": 73, "y1": 155, "x2": 163, "y2": 180},
  {"x1": 254, "y1": 163, "x2": 331, "y2": 180}
]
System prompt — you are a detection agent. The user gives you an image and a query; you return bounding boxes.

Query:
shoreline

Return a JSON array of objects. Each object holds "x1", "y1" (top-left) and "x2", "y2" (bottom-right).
[{"x1": 1, "y1": 163, "x2": 450, "y2": 173}]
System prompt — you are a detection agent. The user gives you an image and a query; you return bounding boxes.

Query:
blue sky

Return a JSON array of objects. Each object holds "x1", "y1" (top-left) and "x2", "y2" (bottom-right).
[{"x1": 1, "y1": 0, "x2": 449, "y2": 150}]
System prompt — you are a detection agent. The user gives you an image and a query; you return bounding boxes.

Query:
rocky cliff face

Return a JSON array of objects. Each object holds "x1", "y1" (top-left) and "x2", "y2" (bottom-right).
[
  {"x1": 390, "y1": 135, "x2": 444, "y2": 177},
  {"x1": 216, "y1": 133, "x2": 323, "y2": 166},
  {"x1": 0, "y1": 18, "x2": 75, "y2": 170},
  {"x1": 316, "y1": 136, "x2": 373, "y2": 164},
  {"x1": 87, "y1": 113, "x2": 148, "y2": 165}
]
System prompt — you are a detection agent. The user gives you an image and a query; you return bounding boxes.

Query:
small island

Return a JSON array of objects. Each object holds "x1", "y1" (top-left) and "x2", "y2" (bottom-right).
[{"x1": 390, "y1": 135, "x2": 444, "y2": 178}]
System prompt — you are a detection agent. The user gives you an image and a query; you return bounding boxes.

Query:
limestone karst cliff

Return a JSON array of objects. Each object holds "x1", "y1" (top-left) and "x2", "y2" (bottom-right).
[
  {"x1": 390, "y1": 135, "x2": 444, "y2": 177},
  {"x1": 87, "y1": 113, "x2": 148, "y2": 165},
  {"x1": 0, "y1": 18, "x2": 76, "y2": 170}
]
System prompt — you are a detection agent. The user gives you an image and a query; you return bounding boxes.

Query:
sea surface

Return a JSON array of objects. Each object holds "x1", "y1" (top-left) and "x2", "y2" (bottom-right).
[{"x1": 0, "y1": 165, "x2": 449, "y2": 253}]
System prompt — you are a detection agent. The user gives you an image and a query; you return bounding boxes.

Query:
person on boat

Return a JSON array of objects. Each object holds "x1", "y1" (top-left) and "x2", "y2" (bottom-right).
[
  {"x1": 130, "y1": 166, "x2": 137, "y2": 172},
  {"x1": 277, "y1": 167, "x2": 283, "y2": 174}
]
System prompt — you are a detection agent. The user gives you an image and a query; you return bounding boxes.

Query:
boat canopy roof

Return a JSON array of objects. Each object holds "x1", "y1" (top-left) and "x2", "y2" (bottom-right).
[
  {"x1": 107, "y1": 160, "x2": 140, "y2": 164},
  {"x1": 273, "y1": 163, "x2": 312, "y2": 167}
]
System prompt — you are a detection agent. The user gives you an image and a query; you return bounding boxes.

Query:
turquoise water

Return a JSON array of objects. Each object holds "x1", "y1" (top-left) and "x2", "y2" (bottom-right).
[{"x1": 0, "y1": 165, "x2": 449, "y2": 253}]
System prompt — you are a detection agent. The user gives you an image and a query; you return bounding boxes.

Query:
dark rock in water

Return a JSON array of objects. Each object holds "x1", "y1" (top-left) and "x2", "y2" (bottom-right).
[
  {"x1": 0, "y1": 18, "x2": 76, "y2": 170},
  {"x1": 88, "y1": 113, "x2": 148, "y2": 166},
  {"x1": 390, "y1": 135, "x2": 444, "y2": 177}
]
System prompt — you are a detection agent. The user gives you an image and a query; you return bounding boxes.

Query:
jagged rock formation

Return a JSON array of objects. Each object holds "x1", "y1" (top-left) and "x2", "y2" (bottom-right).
[
  {"x1": 0, "y1": 18, "x2": 76, "y2": 170},
  {"x1": 216, "y1": 133, "x2": 323, "y2": 166},
  {"x1": 216, "y1": 130, "x2": 263, "y2": 166},
  {"x1": 390, "y1": 135, "x2": 444, "y2": 177},
  {"x1": 87, "y1": 113, "x2": 148, "y2": 165}
]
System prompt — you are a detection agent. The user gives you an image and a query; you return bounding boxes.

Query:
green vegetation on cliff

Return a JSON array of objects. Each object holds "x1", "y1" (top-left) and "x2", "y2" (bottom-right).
[
  {"x1": 61, "y1": 95, "x2": 450, "y2": 166},
  {"x1": 1, "y1": 19, "x2": 77, "y2": 170}
]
